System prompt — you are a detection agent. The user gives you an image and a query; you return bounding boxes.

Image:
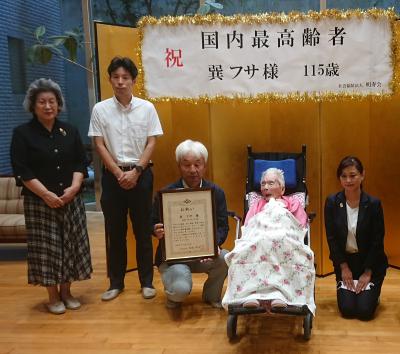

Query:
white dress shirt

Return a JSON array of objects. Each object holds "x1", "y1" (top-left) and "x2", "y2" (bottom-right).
[
  {"x1": 345, "y1": 203, "x2": 359, "y2": 253},
  {"x1": 88, "y1": 95, "x2": 163, "y2": 165}
]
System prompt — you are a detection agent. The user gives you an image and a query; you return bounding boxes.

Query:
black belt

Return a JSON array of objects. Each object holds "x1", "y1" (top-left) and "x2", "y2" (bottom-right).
[
  {"x1": 118, "y1": 165, "x2": 137, "y2": 171},
  {"x1": 103, "y1": 162, "x2": 153, "y2": 173},
  {"x1": 117, "y1": 163, "x2": 153, "y2": 172},
  {"x1": 346, "y1": 251, "x2": 360, "y2": 256}
]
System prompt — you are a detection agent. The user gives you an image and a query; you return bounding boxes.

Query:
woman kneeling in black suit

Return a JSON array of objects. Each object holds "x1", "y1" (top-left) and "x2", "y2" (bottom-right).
[{"x1": 324, "y1": 156, "x2": 388, "y2": 320}]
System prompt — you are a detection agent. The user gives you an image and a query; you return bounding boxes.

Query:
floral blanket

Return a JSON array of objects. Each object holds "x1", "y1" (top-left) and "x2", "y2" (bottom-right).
[{"x1": 222, "y1": 198, "x2": 316, "y2": 315}]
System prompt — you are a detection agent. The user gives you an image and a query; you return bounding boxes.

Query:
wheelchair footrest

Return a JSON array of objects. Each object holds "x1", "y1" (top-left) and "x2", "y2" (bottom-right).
[
  {"x1": 228, "y1": 303, "x2": 310, "y2": 316},
  {"x1": 228, "y1": 305, "x2": 266, "y2": 315},
  {"x1": 270, "y1": 305, "x2": 309, "y2": 316}
]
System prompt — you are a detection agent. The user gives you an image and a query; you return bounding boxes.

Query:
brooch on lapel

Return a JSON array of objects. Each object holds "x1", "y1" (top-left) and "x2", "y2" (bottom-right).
[
  {"x1": 59, "y1": 128, "x2": 67, "y2": 136},
  {"x1": 339, "y1": 202, "x2": 344, "y2": 208}
]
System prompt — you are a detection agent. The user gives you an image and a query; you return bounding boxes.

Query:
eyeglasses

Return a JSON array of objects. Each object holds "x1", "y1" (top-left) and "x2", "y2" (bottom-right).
[{"x1": 261, "y1": 180, "x2": 278, "y2": 187}]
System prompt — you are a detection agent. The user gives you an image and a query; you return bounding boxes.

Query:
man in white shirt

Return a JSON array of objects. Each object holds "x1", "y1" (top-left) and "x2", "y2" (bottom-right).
[{"x1": 88, "y1": 56, "x2": 163, "y2": 301}]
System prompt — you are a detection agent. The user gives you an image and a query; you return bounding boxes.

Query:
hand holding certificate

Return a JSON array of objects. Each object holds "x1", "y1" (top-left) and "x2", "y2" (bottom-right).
[{"x1": 159, "y1": 188, "x2": 218, "y2": 263}]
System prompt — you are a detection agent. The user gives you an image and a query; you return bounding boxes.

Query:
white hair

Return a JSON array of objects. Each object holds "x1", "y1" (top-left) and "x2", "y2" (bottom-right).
[
  {"x1": 175, "y1": 139, "x2": 208, "y2": 163},
  {"x1": 261, "y1": 167, "x2": 285, "y2": 188},
  {"x1": 23, "y1": 78, "x2": 65, "y2": 114}
]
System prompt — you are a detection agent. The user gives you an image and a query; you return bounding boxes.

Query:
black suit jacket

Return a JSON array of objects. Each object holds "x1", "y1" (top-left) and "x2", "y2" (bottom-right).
[
  {"x1": 324, "y1": 191, "x2": 388, "y2": 281},
  {"x1": 152, "y1": 179, "x2": 229, "y2": 267}
]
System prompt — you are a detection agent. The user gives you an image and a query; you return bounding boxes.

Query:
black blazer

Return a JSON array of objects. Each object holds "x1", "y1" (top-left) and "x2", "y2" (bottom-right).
[
  {"x1": 152, "y1": 179, "x2": 229, "y2": 267},
  {"x1": 324, "y1": 191, "x2": 388, "y2": 281}
]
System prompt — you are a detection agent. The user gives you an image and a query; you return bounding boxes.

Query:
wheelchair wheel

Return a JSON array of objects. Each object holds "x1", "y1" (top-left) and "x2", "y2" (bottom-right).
[
  {"x1": 227, "y1": 314, "x2": 238, "y2": 340},
  {"x1": 303, "y1": 312, "x2": 312, "y2": 340}
]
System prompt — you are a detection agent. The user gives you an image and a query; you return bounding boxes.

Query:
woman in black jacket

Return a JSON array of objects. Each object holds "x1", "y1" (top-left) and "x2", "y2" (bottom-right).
[
  {"x1": 10, "y1": 78, "x2": 92, "y2": 315},
  {"x1": 324, "y1": 156, "x2": 388, "y2": 320}
]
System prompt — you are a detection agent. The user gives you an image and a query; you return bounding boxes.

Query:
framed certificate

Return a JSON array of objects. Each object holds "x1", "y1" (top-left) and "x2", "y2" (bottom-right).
[{"x1": 159, "y1": 188, "x2": 218, "y2": 263}]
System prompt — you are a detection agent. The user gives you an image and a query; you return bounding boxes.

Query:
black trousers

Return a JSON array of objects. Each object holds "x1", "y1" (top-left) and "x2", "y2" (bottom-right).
[
  {"x1": 101, "y1": 168, "x2": 154, "y2": 290},
  {"x1": 336, "y1": 253, "x2": 384, "y2": 320}
]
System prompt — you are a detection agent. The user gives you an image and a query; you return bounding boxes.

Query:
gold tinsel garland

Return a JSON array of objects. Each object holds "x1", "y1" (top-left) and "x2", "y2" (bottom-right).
[{"x1": 136, "y1": 8, "x2": 398, "y2": 103}]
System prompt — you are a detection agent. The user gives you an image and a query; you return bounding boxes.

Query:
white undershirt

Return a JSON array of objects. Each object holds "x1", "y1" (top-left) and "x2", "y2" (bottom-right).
[{"x1": 346, "y1": 203, "x2": 359, "y2": 253}]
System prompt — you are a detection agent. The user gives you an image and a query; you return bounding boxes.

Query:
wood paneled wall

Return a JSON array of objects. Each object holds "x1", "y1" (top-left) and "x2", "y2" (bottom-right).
[{"x1": 95, "y1": 22, "x2": 400, "y2": 275}]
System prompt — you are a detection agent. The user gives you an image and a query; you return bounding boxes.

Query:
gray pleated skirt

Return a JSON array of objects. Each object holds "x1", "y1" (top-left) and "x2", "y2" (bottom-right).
[{"x1": 24, "y1": 194, "x2": 92, "y2": 286}]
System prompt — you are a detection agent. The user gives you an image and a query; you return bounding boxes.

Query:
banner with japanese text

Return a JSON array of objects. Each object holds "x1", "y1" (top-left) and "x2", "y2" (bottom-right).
[{"x1": 138, "y1": 9, "x2": 397, "y2": 102}]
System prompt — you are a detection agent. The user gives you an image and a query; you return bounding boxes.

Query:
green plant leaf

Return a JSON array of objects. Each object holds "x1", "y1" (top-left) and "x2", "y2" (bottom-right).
[
  {"x1": 38, "y1": 47, "x2": 53, "y2": 64},
  {"x1": 63, "y1": 37, "x2": 78, "y2": 61},
  {"x1": 210, "y1": 3, "x2": 223, "y2": 9},
  {"x1": 205, "y1": 0, "x2": 223, "y2": 9},
  {"x1": 26, "y1": 46, "x2": 37, "y2": 64},
  {"x1": 49, "y1": 37, "x2": 67, "y2": 47},
  {"x1": 26, "y1": 25, "x2": 87, "y2": 70},
  {"x1": 35, "y1": 25, "x2": 46, "y2": 40},
  {"x1": 29, "y1": 44, "x2": 53, "y2": 64},
  {"x1": 64, "y1": 29, "x2": 82, "y2": 41},
  {"x1": 197, "y1": 4, "x2": 210, "y2": 15},
  {"x1": 45, "y1": 44, "x2": 64, "y2": 56}
]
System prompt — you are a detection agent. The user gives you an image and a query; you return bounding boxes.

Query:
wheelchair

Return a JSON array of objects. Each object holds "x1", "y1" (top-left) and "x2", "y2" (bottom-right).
[{"x1": 226, "y1": 144, "x2": 316, "y2": 340}]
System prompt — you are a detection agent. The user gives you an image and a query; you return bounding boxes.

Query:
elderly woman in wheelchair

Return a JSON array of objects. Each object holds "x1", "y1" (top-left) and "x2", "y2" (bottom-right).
[{"x1": 222, "y1": 168, "x2": 315, "y2": 315}]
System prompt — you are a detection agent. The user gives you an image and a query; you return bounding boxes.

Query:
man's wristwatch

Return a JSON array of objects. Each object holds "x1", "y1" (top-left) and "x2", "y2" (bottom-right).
[{"x1": 134, "y1": 164, "x2": 144, "y2": 174}]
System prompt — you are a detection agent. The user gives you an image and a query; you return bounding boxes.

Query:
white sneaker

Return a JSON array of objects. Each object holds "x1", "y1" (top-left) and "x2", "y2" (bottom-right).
[
  {"x1": 142, "y1": 287, "x2": 156, "y2": 299},
  {"x1": 101, "y1": 288, "x2": 123, "y2": 301},
  {"x1": 46, "y1": 301, "x2": 66, "y2": 315},
  {"x1": 62, "y1": 296, "x2": 81, "y2": 310}
]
